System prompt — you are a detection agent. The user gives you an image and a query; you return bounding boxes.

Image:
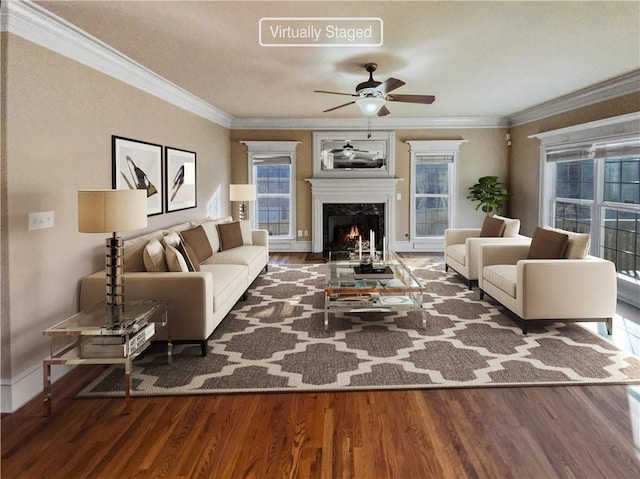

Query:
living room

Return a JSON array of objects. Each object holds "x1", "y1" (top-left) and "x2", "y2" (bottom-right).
[{"x1": 1, "y1": 1, "x2": 639, "y2": 477}]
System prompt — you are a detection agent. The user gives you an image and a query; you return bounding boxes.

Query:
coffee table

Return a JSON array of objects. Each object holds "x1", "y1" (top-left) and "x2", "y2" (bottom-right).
[{"x1": 324, "y1": 251, "x2": 427, "y2": 329}]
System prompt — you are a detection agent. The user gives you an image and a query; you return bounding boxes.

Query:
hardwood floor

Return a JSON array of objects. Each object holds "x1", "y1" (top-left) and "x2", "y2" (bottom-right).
[{"x1": 2, "y1": 253, "x2": 639, "y2": 479}]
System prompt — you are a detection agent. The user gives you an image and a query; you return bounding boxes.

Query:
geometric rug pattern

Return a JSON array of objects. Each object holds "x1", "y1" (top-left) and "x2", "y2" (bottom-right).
[{"x1": 78, "y1": 257, "x2": 640, "y2": 398}]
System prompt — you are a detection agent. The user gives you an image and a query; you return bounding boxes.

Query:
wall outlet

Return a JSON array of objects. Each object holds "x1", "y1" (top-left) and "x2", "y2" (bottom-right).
[
  {"x1": 396, "y1": 193, "x2": 402, "y2": 200},
  {"x1": 304, "y1": 230, "x2": 308, "y2": 237},
  {"x1": 29, "y1": 211, "x2": 55, "y2": 230},
  {"x1": 297, "y1": 229, "x2": 303, "y2": 237}
]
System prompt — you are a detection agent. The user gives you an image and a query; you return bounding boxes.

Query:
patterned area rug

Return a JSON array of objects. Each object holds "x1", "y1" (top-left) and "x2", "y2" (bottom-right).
[{"x1": 78, "y1": 258, "x2": 640, "y2": 398}]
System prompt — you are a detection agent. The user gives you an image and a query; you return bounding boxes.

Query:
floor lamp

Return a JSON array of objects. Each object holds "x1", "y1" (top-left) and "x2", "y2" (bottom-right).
[
  {"x1": 78, "y1": 189, "x2": 148, "y2": 326},
  {"x1": 229, "y1": 184, "x2": 256, "y2": 220}
]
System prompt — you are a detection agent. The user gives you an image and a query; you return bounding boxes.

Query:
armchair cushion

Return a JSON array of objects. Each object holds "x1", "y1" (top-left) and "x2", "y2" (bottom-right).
[
  {"x1": 480, "y1": 216, "x2": 507, "y2": 237},
  {"x1": 493, "y1": 215, "x2": 520, "y2": 237},
  {"x1": 527, "y1": 227, "x2": 569, "y2": 259},
  {"x1": 544, "y1": 227, "x2": 590, "y2": 259}
]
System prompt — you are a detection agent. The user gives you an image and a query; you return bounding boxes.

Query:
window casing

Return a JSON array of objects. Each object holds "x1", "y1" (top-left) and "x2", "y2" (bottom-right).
[
  {"x1": 536, "y1": 113, "x2": 640, "y2": 306},
  {"x1": 407, "y1": 140, "x2": 466, "y2": 250},
  {"x1": 241, "y1": 141, "x2": 299, "y2": 243}
]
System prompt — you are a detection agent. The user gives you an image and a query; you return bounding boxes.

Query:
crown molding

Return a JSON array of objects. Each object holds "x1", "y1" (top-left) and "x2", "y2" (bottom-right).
[
  {"x1": 509, "y1": 70, "x2": 640, "y2": 127},
  {"x1": 230, "y1": 116, "x2": 509, "y2": 130},
  {"x1": 1, "y1": 0, "x2": 233, "y2": 128}
]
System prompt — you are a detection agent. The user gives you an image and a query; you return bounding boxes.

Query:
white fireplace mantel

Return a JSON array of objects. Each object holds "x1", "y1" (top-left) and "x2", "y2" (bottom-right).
[{"x1": 306, "y1": 178, "x2": 402, "y2": 253}]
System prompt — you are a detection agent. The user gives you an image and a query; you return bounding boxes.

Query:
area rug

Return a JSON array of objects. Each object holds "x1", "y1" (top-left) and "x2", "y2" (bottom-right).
[{"x1": 78, "y1": 257, "x2": 640, "y2": 398}]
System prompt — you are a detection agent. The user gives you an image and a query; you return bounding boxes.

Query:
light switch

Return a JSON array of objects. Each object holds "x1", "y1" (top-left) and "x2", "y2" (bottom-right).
[
  {"x1": 28, "y1": 211, "x2": 55, "y2": 230},
  {"x1": 396, "y1": 193, "x2": 402, "y2": 200}
]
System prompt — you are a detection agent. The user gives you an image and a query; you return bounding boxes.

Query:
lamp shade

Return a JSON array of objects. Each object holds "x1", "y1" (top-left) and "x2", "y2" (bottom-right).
[
  {"x1": 229, "y1": 184, "x2": 257, "y2": 202},
  {"x1": 78, "y1": 189, "x2": 148, "y2": 233},
  {"x1": 356, "y1": 95, "x2": 386, "y2": 116}
]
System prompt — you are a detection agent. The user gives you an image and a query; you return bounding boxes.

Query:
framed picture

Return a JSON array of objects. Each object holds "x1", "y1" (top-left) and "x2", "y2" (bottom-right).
[
  {"x1": 165, "y1": 146, "x2": 197, "y2": 212},
  {"x1": 112, "y1": 136, "x2": 163, "y2": 216}
]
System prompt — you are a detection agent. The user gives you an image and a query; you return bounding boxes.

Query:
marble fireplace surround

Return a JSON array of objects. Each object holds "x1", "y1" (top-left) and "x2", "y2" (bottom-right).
[{"x1": 306, "y1": 178, "x2": 402, "y2": 253}]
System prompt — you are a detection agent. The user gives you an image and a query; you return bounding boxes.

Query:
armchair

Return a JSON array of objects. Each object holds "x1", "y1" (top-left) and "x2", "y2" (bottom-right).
[
  {"x1": 478, "y1": 228, "x2": 616, "y2": 334},
  {"x1": 444, "y1": 215, "x2": 530, "y2": 289}
]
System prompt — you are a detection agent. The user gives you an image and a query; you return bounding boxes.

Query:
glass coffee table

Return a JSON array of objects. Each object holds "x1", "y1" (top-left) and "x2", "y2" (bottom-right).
[{"x1": 324, "y1": 251, "x2": 427, "y2": 330}]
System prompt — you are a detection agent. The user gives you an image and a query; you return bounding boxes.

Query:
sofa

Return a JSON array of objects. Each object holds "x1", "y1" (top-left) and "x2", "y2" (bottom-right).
[
  {"x1": 478, "y1": 227, "x2": 617, "y2": 334},
  {"x1": 444, "y1": 215, "x2": 530, "y2": 289},
  {"x1": 79, "y1": 216, "x2": 269, "y2": 355}
]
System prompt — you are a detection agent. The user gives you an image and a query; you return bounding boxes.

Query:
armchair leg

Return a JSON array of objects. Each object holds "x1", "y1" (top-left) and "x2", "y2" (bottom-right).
[
  {"x1": 606, "y1": 317, "x2": 613, "y2": 335},
  {"x1": 479, "y1": 290, "x2": 485, "y2": 300},
  {"x1": 522, "y1": 321, "x2": 528, "y2": 335},
  {"x1": 201, "y1": 341, "x2": 208, "y2": 357},
  {"x1": 445, "y1": 263, "x2": 449, "y2": 272}
]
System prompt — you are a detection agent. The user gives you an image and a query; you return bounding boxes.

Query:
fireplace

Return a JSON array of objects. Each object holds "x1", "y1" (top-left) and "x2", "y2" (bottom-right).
[
  {"x1": 306, "y1": 178, "x2": 401, "y2": 254},
  {"x1": 324, "y1": 203, "x2": 384, "y2": 255}
]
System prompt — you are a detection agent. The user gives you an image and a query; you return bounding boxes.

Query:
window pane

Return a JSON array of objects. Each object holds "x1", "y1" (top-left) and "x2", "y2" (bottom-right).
[
  {"x1": 415, "y1": 163, "x2": 448, "y2": 195},
  {"x1": 415, "y1": 197, "x2": 448, "y2": 237},
  {"x1": 605, "y1": 158, "x2": 639, "y2": 205},
  {"x1": 554, "y1": 202, "x2": 591, "y2": 234},
  {"x1": 256, "y1": 197, "x2": 290, "y2": 236},
  {"x1": 555, "y1": 160, "x2": 594, "y2": 200},
  {"x1": 255, "y1": 163, "x2": 292, "y2": 237},
  {"x1": 256, "y1": 165, "x2": 290, "y2": 195},
  {"x1": 603, "y1": 207, "x2": 639, "y2": 280}
]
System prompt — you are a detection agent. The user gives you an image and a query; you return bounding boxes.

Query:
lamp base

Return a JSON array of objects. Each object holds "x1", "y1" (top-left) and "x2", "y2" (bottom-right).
[
  {"x1": 238, "y1": 202, "x2": 247, "y2": 221},
  {"x1": 105, "y1": 235, "x2": 124, "y2": 326}
]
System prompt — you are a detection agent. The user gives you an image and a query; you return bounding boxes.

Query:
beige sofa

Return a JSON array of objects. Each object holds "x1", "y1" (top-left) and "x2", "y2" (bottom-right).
[
  {"x1": 444, "y1": 215, "x2": 530, "y2": 289},
  {"x1": 478, "y1": 228, "x2": 617, "y2": 334},
  {"x1": 79, "y1": 216, "x2": 269, "y2": 355}
]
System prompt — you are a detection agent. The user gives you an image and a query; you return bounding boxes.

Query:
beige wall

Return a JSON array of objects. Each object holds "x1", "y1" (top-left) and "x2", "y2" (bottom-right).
[
  {"x1": 509, "y1": 92, "x2": 640, "y2": 236},
  {"x1": 231, "y1": 128, "x2": 509, "y2": 243},
  {"x1": 1, "y1": 34, "x2": 231, "y2": 400}
]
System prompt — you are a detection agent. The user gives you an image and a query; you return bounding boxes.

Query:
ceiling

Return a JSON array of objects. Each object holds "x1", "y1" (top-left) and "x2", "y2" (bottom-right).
[{"x1": 36, "y1": 1, "x2": 640, "y2": 121}]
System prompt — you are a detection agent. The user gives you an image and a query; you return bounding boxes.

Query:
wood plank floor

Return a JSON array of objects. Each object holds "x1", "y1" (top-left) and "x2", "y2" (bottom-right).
[{"x1": 2, "y1": 253, "x2": 639, "y2": 479}]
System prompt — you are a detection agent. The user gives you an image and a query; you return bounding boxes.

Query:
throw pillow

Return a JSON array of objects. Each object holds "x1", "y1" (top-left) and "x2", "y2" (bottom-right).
[
  {"x1": 165, "y1": 244, "x2": 190, "y2": 272},
  {"x1": 544, "y1": 227, "x2": 591, "y2": 259},
  {"x1": 175, "y1": 241, "x2": 197, "y2": 272},
  {"x1": 143, "y1": 239, "x2": 168, "y2": 272},
  {"x1": 239, "y1": 220, "x2": 253, "y2": 245},
  {"x1": 479, "y1": 216, "x2": 507, "y2": 237},
  {"x1": 199, "y1": 219, "x2": 221, "y2": 253},
  {"x1": 527, "y1": 227, "x2": 569, "y2": 259},
  {"x1": 492, "y1": 215, "x2": 520, "y2": 237},
  {"x1": 181, "y1": 241, "x2": 201, "y2": 272},
  {"x1": 180, "y1": 225, "x2": 214, "y2": 263},
  {"x1": 217, "y1": 221, "x2": 244, "y2": 251},
  {"x1": 162, "y1": 231, "x2": 182, "y2": 249}
]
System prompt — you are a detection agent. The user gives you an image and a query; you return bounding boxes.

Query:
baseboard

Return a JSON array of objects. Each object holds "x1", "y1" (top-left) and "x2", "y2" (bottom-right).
[{"x1": 1, "y1": 362, "x2": 73, "y2": 413}]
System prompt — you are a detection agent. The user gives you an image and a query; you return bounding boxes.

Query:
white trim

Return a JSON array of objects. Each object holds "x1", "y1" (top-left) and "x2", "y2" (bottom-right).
[
  {"x1": 231, "y1": 116, "x2": 509, "y2": 130},
  {"x1": 406, "y1": 140, "x2": 467, "y2": 250},
  {"x1": 1, "y1": 0, "x2": 232, "y2": 127},
  {"x1": 510, "y1": 70, "x2": 640, "y2": 127}
]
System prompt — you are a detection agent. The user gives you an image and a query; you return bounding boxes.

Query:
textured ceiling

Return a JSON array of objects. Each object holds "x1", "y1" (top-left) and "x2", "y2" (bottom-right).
[{"x1": 37, "y1": 1, "x2": 640, "y2": 119}]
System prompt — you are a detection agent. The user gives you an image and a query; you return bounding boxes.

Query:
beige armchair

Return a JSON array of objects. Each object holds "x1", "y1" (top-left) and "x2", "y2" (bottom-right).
[
  {"x1": 444, "y1": 215, "x2": 530, "y2": 289},
  {"x1": 478, "y1": 228, "x2": 617, "y2": 334}
]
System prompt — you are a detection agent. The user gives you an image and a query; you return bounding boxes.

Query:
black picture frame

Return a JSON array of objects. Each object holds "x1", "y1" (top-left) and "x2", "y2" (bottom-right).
[
  {"x1": 165, "y1": 146, "x2": 197, "y2": 213},
  {"x1": 112, "y1": 136, "x2": 163, "y2": 216}
]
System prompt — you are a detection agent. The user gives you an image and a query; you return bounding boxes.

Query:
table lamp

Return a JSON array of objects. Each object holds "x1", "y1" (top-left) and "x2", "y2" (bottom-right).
[
  {"x1": 78, "y1": 189, "x2": 148, "y2": 325},
  {"x1": 229, "y1": 184, "x2": 256, "y2": 220}
]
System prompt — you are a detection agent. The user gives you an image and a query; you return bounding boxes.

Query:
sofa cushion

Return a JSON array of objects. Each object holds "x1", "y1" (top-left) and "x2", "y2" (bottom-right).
[
  {"x1": 480, "y1": 216, "x2": 507, "y2": 237},
  {"x1": 218, "y1": 221, "x2": 244, "y2": 251},
  {"x1": 544, "y1": 227, "x2": 591, "y2": 259},
  {"x1": 446, "y1": 244, "x2": 466, "y2": 266},
  {"x1": 143, "y1": 239, "x2": 168, "y2": 272},
  {"x1": 527, "y1": 227, "x2": 569, "y2": 259},
  {"x1": 180, "y1": 225, "x2": 214, "y2": 263},
  {"x1": 165, "y1": 244, "x2": 190, "y2": 272},
  {"x1": 493, "y1": 215, "x2": 520, "y2": 237},
  {"x1": 483, "y1": 265, "x2": 517, "y2": 298},
  {"x1": 196, "y1": 217, "x2": 233, "y2": 253}
]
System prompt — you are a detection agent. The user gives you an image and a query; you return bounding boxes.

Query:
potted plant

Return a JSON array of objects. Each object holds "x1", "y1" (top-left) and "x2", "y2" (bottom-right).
[{"x1": 467, "y1": 176, "x2": 511, "y2": 215}]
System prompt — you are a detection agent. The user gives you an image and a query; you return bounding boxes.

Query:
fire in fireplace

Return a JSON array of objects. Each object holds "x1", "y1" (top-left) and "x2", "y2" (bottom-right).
[{"x1": 323, "y1": 203, "x2": 385, "y2": 255}]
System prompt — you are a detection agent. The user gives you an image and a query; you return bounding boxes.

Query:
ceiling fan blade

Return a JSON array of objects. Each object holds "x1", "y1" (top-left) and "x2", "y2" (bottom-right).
[
  {"x1": 323, "y1": 101, "x2": 356, "y2": 113},
  {"x1": 379, "y1": 78, "x2": 405, "y2": 94},
  {"x1": 314, "y1": 90, "x2": 358, "y2": 97},
  {"x1": 387, "y1": 94, "x2": 436, "y2": 104},
  {"x1": 377, "y1": 105, "x2": 391, "y2": 117}
]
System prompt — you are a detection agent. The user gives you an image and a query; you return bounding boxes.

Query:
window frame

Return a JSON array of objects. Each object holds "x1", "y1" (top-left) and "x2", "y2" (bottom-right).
[
  {"x1": 535, "y1": 112, "x2": 640, "y2": 307},
  {"x1": 406, "y1": 140, "x2": 467, "y2": 250},
  {"x1": 241, "y1": 141, "x2": 300, "y2": 244}
]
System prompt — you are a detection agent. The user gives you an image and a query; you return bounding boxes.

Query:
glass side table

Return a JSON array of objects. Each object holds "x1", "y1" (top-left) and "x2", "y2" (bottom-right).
[{"x1": 42, "y1": 299, "x2": 170, "y2": 416}]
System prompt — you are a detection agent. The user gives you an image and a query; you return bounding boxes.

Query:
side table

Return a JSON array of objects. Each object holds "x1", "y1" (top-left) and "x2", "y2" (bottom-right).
[{"x1": 42, "y1": 299, "x2": 171, "y2": 416}]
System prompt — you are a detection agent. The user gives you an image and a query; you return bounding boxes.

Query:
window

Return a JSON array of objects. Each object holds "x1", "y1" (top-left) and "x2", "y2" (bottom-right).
[
  {"x1": 407, "y1": 140, "x2": 466, "y2": 249},
  {"x1": 241, "y1": 141, "x2": 300, "y2": 243},
  {"x1": 536, "y1": 114, "x2": 640, "y2": 306}
]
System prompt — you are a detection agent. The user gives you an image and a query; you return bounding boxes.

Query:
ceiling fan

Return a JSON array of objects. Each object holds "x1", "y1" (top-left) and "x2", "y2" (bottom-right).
[{"x1": 314, "y1": 63, "x2": 435, "y2": 116}]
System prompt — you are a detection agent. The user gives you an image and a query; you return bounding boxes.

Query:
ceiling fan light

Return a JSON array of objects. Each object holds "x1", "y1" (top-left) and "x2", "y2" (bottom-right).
[{"x1": 356, "y1": 96, "x2": 386, "y2": 115}]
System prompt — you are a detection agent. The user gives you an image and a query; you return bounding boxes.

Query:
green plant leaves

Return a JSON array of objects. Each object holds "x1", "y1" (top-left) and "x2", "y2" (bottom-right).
[{"x1": 466, "y1": 175, "x2": 511, "y2": 215}]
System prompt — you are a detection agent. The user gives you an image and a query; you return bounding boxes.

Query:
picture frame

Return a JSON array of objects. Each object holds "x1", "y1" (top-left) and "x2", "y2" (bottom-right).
[
  {"x1": 112, "y1": 136, "x2": 163, "y2": 216},
  {"x1": 165, "y1": 146, "x2": 197, "y2": 212}
]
